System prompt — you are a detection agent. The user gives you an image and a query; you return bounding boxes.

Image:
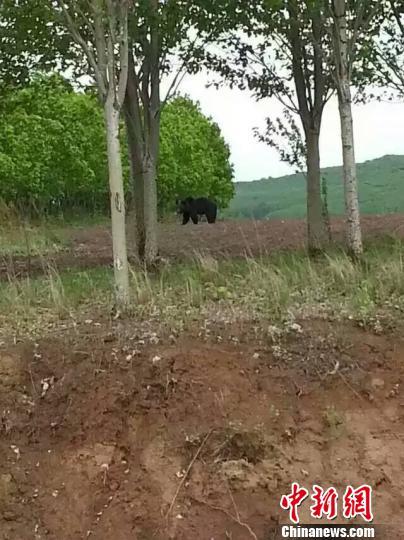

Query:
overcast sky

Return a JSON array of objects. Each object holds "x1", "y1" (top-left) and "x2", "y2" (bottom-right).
[{"x1": 168, "y1": 70, "x2": 404, "y2": 183}]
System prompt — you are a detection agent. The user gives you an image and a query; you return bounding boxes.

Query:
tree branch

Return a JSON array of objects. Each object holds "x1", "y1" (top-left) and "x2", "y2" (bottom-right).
[
  {"x1": 312, "y1": 4, "x2": 327, "y2": 124},
  {"x1": 106, "y1": 33, "x2": 115, "y2": 95},
  {"x1": 55, "y1": 0, "x2": 106, "y2": 97},
  {"x1": 125, "y1": 47, "x2": 145, "y2": 153},
  {"x1": 117, "y1": 1, "x2": 129, "y2": 107},
  {"x1": 162, "y1": 35, "x2": 201, "y2": 109},
  {"x1": 302, "y1": 45, "x2": 314, "y2": 112},
  {"x1": 287, "y1": 0, "x2": 310, "y2": 127},
  {"x1": 244, "y1": 47, "x2": 299, "y2": 113},
  {"x1": 90, "y1": 0, "x2": 108, "y2": 95},
  {"x1": 390, "y1": 0, "x2": 404, "y2": 37},
  {"x1": 162, "y1": 67, "x2": 187, "y2": 107}
]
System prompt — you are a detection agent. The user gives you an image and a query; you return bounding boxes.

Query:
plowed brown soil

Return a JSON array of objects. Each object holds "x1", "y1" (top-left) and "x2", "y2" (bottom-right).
[
  {"x1": 2, "y1": 214, "x2": 404, "y2": 278},
  {"x1": 1, "y1": 320, "x2": 404, "y2": 539}
]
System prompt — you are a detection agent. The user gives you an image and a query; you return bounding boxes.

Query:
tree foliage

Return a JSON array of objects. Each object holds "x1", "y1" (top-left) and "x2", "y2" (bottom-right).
[
  {"x1": 0, "y1": 0, "x2": 239, "y2": 264},
  {"x1": 0, "y1": 0, "x2": 74, "y2": 89},
  {"x1": 0, "y1": 75, "x2": 234, "y2": 215},
  {"x1": 158, "y1": 96, "x2": 234, "y2": 212},
  {"x1": 202, "y1": 1, "x2": 334, "y2": 126},
  {"x1": 0, "y1": 74, "x2": 107, "y2": 213},
  {"x1": 253, "y1": 109, "x2": 306, "y2": 173},
  {"x1": 201, "y1": 0, "x2": 334, "y2": 250},
  {"x1": 364, "y1": 0, "x2": 404, "y2": 99}
]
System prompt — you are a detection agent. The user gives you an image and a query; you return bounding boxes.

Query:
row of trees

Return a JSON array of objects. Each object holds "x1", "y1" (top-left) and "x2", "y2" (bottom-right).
[
  {"x1": 205, "y1": 0, "x2": 389, "y2": 256},
  {"x1": 0, "y1": 74, "x2": 234, "y2": 215},
  {"x1": 1, "y1": 0, "x2": 403, "y2": 306}
]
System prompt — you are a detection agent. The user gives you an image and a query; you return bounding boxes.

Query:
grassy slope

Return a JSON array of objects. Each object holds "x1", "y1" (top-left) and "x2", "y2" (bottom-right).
[
  {"x1": 2, "y1": 238, "x2": 404, "y2": 338},
  {"x1": 225, "y1": 154, "x2": 404, "y2": 219}
]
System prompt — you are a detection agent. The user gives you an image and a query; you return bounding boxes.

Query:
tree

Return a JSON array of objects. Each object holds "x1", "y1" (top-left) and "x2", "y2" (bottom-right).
[
  {"x1": 55, "y1": 0, "x2": 131, "y2": 307},
  {"x1": 367, "y1": 0, "x2": 404, "y2": 99},
  {"x1": 331, "y1": 0, "x2": 360, "y2": 257},
  {"x1": 158, "y1": 96, "x2": 234, "y2": 214},
  {"x1": 330, "y1": 0, "x2": 381, "y2": 257},
  {"x1": 122, "y1": 0, "x2": 227, "y2": 264},
  {"x1": 204, "y1": 0, "x2": 334, "y2": 253},
  {"x1": 0, "y1": 0, "x2": 236, "y2": 266},
  {"x1": 254, "y1": 109, "x2": 331, "y2": 241},
  {"x1": 123, "y1": 0, "x2": 161, "y2": 264},
  {"x1": 0, "y1": 78, "x2": 234, "y2": 219},
  {"x1": 0, "y1": 74, "x2": 108, "y2": 213},
  {"x1": 0, "y1": 0, "x2": 73, "y2": 89}
]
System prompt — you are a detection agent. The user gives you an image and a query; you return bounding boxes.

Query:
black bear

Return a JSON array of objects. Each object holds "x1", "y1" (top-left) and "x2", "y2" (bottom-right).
[{"x1": 176, "y1": 197, "x2": 217, "y2": 225}]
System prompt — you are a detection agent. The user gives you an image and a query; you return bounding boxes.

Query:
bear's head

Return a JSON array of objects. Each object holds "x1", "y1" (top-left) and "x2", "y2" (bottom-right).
[{"x1": 176, "y1": 197, "x2": 194, "y2": 214}]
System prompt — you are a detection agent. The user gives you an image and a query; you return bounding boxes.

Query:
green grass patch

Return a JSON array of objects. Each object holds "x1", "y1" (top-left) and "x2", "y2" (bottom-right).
[
  {"x1": 1, "y1": 239, "x2": 404, "y2": 336},
  {"x1": 0, "y1": 224, "x2": 71, "y2": 257},
  {"x1": 0, "y1": 203, "x2": 107, "y2": 257}
]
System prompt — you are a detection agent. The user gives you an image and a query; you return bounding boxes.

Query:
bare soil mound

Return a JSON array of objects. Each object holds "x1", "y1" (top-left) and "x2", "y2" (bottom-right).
[{"x1": 1, "y1": 321, "x2": 404, "y2": 539}]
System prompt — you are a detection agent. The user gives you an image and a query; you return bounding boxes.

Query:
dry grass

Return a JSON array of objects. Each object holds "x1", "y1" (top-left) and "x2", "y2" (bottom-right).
[{"x1": 0, "y1": 239, "x2": 404, "y2": 339}]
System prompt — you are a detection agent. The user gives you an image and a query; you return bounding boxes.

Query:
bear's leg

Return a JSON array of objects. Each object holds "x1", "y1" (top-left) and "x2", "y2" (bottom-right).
[
  {"x1": 191, "y1": 213, "x2": 199, "y2": 224},
  {"x1": 207, "y1": 207, "x2": 217, "y2": 223},
  {"x1": 182, "y1": 212, "x2": 190, "y2": 225}
]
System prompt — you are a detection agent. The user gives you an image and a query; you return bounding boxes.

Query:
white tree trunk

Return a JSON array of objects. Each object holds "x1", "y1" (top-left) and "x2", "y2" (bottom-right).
[
  {"x1": 333, "y1": 0, "x2": 363, "y2": 257},
  {"x1": 104, "y1": 98, "x2": 130, "y2": 306},
  {"x1": 338, "y1": 86, "x2": 363, "y2": 256}
]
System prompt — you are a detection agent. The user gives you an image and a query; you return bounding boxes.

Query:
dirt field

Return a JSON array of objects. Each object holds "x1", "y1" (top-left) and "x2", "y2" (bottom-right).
[
  {"x1": 1, "y1": 318, "x2": 404, "y2": 539},
  {"x1": 2, "y1": 214, "x2": 404, "y2": 278},
  {"x1": 2, "y1": 216, "x2": 404, "y2": 539}
]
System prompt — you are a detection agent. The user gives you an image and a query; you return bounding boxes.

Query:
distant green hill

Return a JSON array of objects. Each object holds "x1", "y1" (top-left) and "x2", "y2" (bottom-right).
[{"x1": 224, "y1": 155, "x2": 404, "y2": 219}]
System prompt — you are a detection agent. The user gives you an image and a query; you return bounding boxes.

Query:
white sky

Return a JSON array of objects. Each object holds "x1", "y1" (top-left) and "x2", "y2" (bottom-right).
[{"x1": 169, "y1": 70, "x2": 404, "y2": 183}]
